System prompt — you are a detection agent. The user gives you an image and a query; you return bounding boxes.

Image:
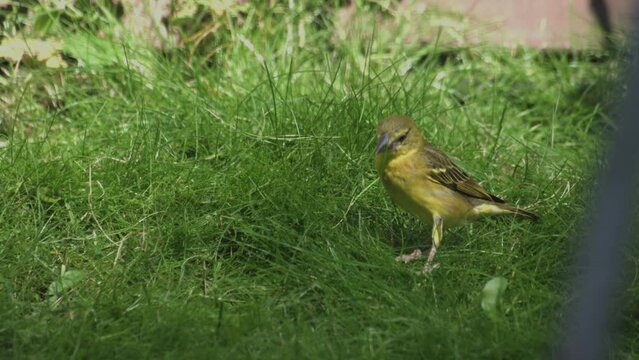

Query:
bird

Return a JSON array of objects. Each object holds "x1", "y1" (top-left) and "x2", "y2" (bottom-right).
[{"x1": 374, "y1": 115, "x2": 538, "y2": 273}]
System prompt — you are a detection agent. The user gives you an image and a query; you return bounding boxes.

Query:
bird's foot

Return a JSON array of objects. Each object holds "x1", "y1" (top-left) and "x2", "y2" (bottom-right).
[
  {"x1": 422, "y1": 261, "x2": 440, "y2": 274},
  {"x1": 395, "y1": 249, "x2": 423, "y2": 263}
]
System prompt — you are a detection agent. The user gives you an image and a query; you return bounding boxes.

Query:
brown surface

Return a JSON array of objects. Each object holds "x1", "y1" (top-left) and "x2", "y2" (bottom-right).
[{"x1": 336, "y1": 0, "x2": 636, "y2": 49}]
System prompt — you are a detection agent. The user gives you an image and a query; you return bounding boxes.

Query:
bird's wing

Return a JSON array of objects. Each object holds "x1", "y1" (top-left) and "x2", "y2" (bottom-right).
[{"x1": 423, "y1": 144, "x2": 504, "y2": 203}]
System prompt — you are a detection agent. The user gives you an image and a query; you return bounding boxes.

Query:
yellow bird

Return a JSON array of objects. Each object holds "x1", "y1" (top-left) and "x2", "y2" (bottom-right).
[{"x1": 374, "y1": 116, "x2": 538, "y2": 273}]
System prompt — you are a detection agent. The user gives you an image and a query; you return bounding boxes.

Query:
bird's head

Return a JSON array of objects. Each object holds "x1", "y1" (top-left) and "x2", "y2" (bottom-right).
[{"x1": 375, "y1": 116, "x2": 424, "y2": 157}]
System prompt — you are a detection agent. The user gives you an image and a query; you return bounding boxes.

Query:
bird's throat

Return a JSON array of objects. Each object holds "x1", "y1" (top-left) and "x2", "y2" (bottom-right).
[
  {"x1": 374, "y1": 152, "x2": 391, "y2": 175},
  {"x1": 375, "y1": 149, "x2": 419, "y2": 182}
]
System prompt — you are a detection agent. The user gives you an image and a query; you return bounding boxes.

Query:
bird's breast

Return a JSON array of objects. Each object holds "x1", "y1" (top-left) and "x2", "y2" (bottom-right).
[
  {"x1": 377, "y1": 151, "x2": 432, "y2": 223},
  {"x1": 377, "y1": 151, "x2": 473, "y2": 226}
]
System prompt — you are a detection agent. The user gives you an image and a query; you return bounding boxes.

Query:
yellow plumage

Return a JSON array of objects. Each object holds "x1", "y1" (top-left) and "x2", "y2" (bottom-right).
[{"x1": 375, "y1": 116, "x2": 538, "y2": 273}]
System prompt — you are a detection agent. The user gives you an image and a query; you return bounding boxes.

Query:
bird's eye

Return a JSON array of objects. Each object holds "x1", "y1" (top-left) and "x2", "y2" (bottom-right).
[{"x1": 396, "y1": 134, "x2": 408, "y2": 143}]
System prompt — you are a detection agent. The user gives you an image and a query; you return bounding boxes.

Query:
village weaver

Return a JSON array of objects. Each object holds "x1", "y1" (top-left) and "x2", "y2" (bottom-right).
[{"x1": 374, "y1": 116, "x2": 538, "y2": 273}]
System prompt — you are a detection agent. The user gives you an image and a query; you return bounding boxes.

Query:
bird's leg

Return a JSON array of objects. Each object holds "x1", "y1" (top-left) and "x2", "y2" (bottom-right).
[{"x1": 423, "y1": 215, "x2": 443, "y2": 274}]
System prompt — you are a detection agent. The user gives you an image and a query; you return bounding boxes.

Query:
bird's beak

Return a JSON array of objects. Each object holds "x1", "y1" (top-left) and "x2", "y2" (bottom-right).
[{"x1": 375, "y1": 133, "x2": 390, "y2": 154}]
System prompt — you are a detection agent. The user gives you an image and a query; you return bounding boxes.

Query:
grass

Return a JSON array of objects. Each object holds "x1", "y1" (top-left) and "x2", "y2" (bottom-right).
[{"x1": 1, "y1": 3, "x2": 637, "y2": 358}]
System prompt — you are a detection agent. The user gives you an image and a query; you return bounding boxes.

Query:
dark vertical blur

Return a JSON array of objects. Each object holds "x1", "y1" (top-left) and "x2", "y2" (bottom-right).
[
  {"x1": 559, "y1": 14, "x2": 639, "y2": 360},
  {"x1": 591, "y1": 0, "x2": 613, "y2": 49}
]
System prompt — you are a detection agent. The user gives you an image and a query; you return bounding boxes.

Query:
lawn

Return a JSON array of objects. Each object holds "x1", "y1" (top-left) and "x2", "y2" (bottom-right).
[{"x1": 1, "y1": 1, "x2": 637, "y2": 358}]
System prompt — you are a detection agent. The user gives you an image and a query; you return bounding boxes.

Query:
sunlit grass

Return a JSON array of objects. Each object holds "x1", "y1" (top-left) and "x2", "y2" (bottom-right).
[{"x1": 0, "y1": 2, "x2": 635, "y2": 358}]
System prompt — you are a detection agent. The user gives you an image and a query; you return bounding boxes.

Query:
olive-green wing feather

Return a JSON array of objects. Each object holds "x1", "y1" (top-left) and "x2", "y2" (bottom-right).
[{"x1": 423, "y1": 144, "x2": 504, "y2": 203}]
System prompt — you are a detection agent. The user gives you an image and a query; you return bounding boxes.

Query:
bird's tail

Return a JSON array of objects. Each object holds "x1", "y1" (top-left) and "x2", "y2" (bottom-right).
[
  {"x1": 495, "y1": 203, "x2": 539, "y2": 221},
  {"x1": 472, "y1": 202, "x2": 539, "y2": 221}
]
